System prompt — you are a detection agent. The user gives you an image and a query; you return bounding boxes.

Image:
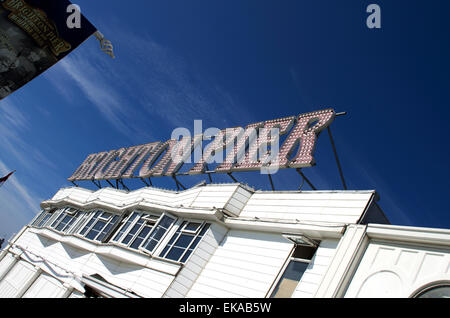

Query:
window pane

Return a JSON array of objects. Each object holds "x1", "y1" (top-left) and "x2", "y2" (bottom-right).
[
  {"x1": 166, "y1": 247, "x2": 185, "y2": 261},
  {"x1": 86, "y1": 220, "x2": 106, "y2": 240},
  {"x1": 184, "y1": 222, "x2": 201, "y2": 232},
  {"x1": 98, "y1": 212, "x2": 112, "y2": 220},
  {"x1": 55, "y1": 215, "x2": 72, "y2": 232},
  {"x1": 122, "y1": 219, "x2": 144, "y2": 245},
  {"x1": 97, "y1": 215, "x2": 119, "y2": 242},
  {"x1": 174, "y1": 234, "x2": 194, "y2": 249},
  {"x1": 130, "y1": 226, "x2": 151, "y2": 249},
  {"x1": 179, "y1": 225, "x2": 209, "y2": 263},
  {"x1": 416, "y1": 286, "x2": 450, "y2": 298},
  {"x1": 160, "y1": 223, "x2": 209, "y2": 263},
  {"x1": 160, "y1": 245, "x2": 170, "y2": 257},
  {"x1": 271, "y1": 261, "x2": 309, "y2": 298},
  {"x1": 37, "y1": 213, "x2": 51, "y2": 227},
  {"x1": 63, "y1": 213, "x2": 79, "y2": 232},
  {"x1": 142, "y1": 215, "x2": 176, "y2": 252},
  {"x1": 71, "y1": 212, "x2": 88, "y2": 234},
  {"x1": 159, "y1": 215, "x2": 175, "y2": 228},
  {"x1": 86, "y1": 228, "x2": 100, "y2": 240},
  {"x1": 113, "y1": 213, "x2": 138, "y2": 242},
  {"x1": 50, "y1": 211, "x2": 65, "y2": 228},
  {"x1": 31, "y1": 211, "x2": 45, "y2": 226},
  {"x1": 80, "y1": 211, "x2": 101, "y2": 236}
]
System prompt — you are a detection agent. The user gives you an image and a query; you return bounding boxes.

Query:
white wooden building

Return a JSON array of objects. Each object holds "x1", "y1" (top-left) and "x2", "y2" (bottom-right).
[{"x1": 0, "y1": 183, "x2": 449, "y2": 298}]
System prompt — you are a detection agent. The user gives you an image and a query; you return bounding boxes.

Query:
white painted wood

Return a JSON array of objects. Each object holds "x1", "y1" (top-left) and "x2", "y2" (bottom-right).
[
  {"x1": 9, "y1": 229, "x2": 177, "y2": 298},
  {"x1": 314, "y1": 224, "x2": 368, "y2": 298},
  {"x1": 0, "y1": 260, "x2": 37, "y2": 298},
  {"x1": 68, "y1": 290, "x2": 85, "y2": 298},
  {"x1": 163, "y1": 223, "x2": 228, "y2": 298},
  {"x1": 240, "y1": 191, "x2": 374, "y2": 224},
  {"x1": 344, "y1": 240, "x2": 450, "y2": 298},
  {"x1": 0, "y1": 253, "x2": 16, "y2": 281},
  {"x1": 22, "y1": 273, "x2": 66, "y2": 298},
  {"x1": 186, "y1": 230, "x2": 292, "y2": 298},
  {"x1": 292, "y1": 239, "x2": 339, "y2": 298}
]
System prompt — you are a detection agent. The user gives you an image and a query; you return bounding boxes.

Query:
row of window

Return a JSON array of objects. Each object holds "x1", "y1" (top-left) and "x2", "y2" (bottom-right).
[{"x1": 30, "y1": 207, "x2": 210, "y2": 264}]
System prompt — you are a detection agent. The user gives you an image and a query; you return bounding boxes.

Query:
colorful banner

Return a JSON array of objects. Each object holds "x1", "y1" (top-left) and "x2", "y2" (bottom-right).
[{"x1": 0, "y1": 0, "x2": 96, "y2": 100}]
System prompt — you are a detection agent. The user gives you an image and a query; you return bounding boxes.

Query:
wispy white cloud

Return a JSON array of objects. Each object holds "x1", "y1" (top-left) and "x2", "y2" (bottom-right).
[
  {"x1": 0, "y1": 99, "x2": 58, "y2": 172},
  {"x1": 0, "y1": 158, "x2": 42, "y2": 240},
  {"x1": 0, "y1": 98, "x2": 56, "y2": 238},
  {"x1": 0, "y1": 160, "x2": 41, "y2": 214},
  {"x1": 45, "y1": 26, "x2": 254, "y2": 143}
]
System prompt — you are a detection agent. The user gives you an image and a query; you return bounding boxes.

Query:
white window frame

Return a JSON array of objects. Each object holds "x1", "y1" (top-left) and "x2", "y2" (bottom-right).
[
  {"x1": 69, "y1": 211, "x2": 91, "y2": 235},
  {"x1": 110, "y1": 211, "x2": 140, "y2": 243},
  {"x1": 43, "y1": 208, "x2": 65, "y2": 229},
  {"x1": 31, "y1": 208, "x2": 58, "y2": 228},
  {"x1": 81, "y1": 210, "x2": 120, "y2": 242},
  {"x1": 158, "y1": 220, "x2": 209, "y2": 263},
  {"x1": 139, "y1": 213, "x2": 177, "y2": 254},
  {"x1": 51, "y1": 207, "x2": 82, "y2": 233},
  {"x1": 180, "y1": 221, "x2": 203, "y2": 234},
  {"x1": 267, "y1": 244, "x2": 317, "y2": 298},
  {"x1": 112, "y1": 211, "x2": 176, "y2": 254},
  {"x1": 112, "y1": 211, "x2": 159, "y2": 249}
]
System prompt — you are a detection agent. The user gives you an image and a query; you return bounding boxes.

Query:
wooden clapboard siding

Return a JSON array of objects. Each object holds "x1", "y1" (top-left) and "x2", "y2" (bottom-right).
[
  {"x1": 224, "y1": 186, "x2": 253, "y2": 216},
  {"x1": 163, "y1": 223, "x2": 228, "y2": 298},
  {"x1": 0, "y1": 253, "x2": 15, "y2": 279},
  {"x1": 292, "y1": 239, "x2": 339, "y2": 298},
  {"x1": 22, "y1": 273, "x2": 66, "y2": 298},
  {"x1": 45, "y1": 184, "x2": 253, "y2": 216},
  {"x1": 46, "y1": 186, "x2": 376, "y2": 225},
  {"x1": 0, "y1": 260, "x2": 37, "y2": 297},
  {"x1": 240, "y1": 191, "x2": 374, "y2": 224},
  {"x1": 186, "y1": 230, "x2": 292, "y2": 298}
]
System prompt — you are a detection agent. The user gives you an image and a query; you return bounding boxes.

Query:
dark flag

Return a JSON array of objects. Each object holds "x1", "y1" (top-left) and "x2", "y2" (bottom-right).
[
  {"x1": 0, "y1": 170, "x2": 15, "y2": 187},
  {"x1": 0, "y1": 0, "x2": 100, "y2": 100}
]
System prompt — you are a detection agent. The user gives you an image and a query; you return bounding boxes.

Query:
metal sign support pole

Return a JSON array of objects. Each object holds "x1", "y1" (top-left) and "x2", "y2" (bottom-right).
[
  {"x1": 205, "y1": 164, "x2": 213, "y2": 183},
  {"x1": 296, "y1": 169, "x2": 317, "y2": 190},
  {"x1": 106, "y1": 180, "x2": 115, "y2": 188},
  {"x1": 119, "y1": 179, "x2": 130, "y2": 191},
  {"x1": 91, "y1": 180, "x2": 101, "y2": 189},
  {"x1": 140, "y1": 178, "x2": 149, "y2": 187},
  {"x1": 327, "y1": 126, "x2": 348, "y2": 190},
  {"x1": 172, "y1": 176, "x2": 186, "y2": 191},
  {"x1": 268, "y1": 174, "x2": 275, "y2": 191},
  {"x1": 227, "y1": 173, "x2": 238, "y2": 183}
]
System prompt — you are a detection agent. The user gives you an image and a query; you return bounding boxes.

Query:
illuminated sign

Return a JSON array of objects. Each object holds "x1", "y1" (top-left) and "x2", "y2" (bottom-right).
[{"x1": 68, "y1": 109, "x2": 336, "y2": 182}]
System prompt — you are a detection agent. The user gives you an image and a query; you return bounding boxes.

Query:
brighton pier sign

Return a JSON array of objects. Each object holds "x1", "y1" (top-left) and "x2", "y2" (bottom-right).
[{"x1": 68, "y1": 109, "x2": 336, "y2": 185}]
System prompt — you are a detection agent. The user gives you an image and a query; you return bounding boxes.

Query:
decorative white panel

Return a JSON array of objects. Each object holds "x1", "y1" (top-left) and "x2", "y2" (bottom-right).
[
  {"x1": 0, "y1": 253, "x2": 16, "y2": 279},
  {"x1": 22, "y1": 273, "x2": 66, "y2": 298},
  {"x1": 345, "y1": 241, "x2": 450, "y2": 298},
  {"x1": 0, "y1": 260, "x2": 37, "y2": 298}
]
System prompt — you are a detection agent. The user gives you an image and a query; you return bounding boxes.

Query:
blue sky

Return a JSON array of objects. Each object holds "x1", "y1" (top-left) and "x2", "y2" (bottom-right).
[{"x1": 0, "y1": 0, "x2": 449, "y2": 239}]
